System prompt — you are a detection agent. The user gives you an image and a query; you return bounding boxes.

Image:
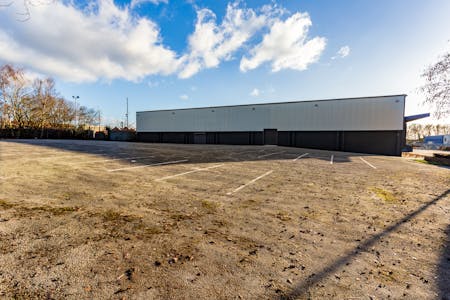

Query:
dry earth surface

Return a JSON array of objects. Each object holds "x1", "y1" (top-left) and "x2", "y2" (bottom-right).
[{"x1": 0, "y1": 139, "x2": 449, "y2": 299}]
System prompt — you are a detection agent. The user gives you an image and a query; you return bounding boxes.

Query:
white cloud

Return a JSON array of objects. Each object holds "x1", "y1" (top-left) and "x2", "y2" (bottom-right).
[
  {"x1": 240, "y1": 12, "x2": 326, "y2": 72},
  {"x1": 332, "y1": 45, "x2": 350, "y2": 59},
  {"x1": 179, "y1": 94, "x2": 189, "y2": 100},
  {"x1": 250, "y1": 88, "x2": 260, "y2": 96},
  {"x1": 0, "y1": 0, "x2": 180, "y2": 82},
  {"x1": 338, "y1": 46, "x2": 350, "y2": 57},
  {"x1": 22, "y1": 69, "x2": 45, "y2": 83},
  {"x1": 179, "y1": 2, "x2": 283, "y2": 78},
  {"x1": 130, "y1": 0, "x2": 168, "y2": 9},
  {"x1": 0, "y1": 0, "x2": 326, "y2": 82}
]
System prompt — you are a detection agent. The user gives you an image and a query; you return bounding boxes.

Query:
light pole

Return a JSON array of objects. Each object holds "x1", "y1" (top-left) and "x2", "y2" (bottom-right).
[
  {"x1": 126, "y1": 97, "x2": 129, "y2": 128},
  {"x1": 72, "y1": 96, "x2": 79, "y2": 127}
]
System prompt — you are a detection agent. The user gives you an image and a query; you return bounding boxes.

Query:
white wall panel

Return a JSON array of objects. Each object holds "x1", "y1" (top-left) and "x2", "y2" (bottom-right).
[{"x1": 137, "y1": 95, "x2": 406, "y2": 132}]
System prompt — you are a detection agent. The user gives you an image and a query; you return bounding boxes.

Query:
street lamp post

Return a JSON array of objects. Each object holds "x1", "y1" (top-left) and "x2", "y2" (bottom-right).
[{"x1": 72, "y1": 96, "x2": 79, "y2": 127}]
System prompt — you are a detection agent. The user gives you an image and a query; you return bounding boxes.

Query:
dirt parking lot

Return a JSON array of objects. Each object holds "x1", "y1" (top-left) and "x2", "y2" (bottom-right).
[{"x1": 0, "y1": 139, "x2": 449, "y2": 299}]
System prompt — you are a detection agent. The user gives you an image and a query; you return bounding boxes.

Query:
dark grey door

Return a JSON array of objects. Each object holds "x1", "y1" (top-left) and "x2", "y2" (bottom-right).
[
  {"x1": 264, "y1": 129, "x2": 278, "y2": 145},
  {"x1": 194, "y1": 133, "x2": 206, "y2": 144}
]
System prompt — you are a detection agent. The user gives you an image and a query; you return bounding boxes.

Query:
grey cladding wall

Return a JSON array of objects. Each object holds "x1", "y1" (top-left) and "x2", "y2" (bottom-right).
[{"x1": 137, "y1": 95, "x2": 406, "y2": 132}]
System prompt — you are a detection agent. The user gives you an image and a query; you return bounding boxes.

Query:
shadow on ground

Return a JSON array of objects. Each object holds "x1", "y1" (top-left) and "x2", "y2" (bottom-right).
[
  {"x1": 439, "y1": 224, "x2": 450, "y2": 300},
  {"x1": 0, "y1": 139, "x2": 391, "y2": 166},
  {"x1": 278, "y1": 189, "x2": 450, "y2": 300}
]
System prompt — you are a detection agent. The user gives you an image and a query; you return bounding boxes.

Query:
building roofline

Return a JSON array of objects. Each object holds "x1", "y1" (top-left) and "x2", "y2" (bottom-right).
[{"x1": 137, "y1": 94, "x2": 407, "y2": 114}]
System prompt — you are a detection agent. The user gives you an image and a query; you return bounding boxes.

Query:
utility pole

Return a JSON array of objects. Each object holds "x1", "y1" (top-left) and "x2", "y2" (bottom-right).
[{"x1": 125, "y1": 97, "x2": 129, "y2": 128}]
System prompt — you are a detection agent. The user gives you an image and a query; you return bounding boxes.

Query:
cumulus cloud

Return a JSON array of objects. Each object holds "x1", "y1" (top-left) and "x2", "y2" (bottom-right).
[
  {"x1": 179, "y1": 94, "x2": 189, "y2": 100},
  {"x1": 178, "y1": 2, "x2": 283, "y2": 78},
  {"x1": 240, "y1": 12, "x2": 326, "y2": 72},
  {"x1": 0, "y1": 0, "x2": 326, "y2": 82},
  {"x1": 332, "y1": 45, "x2": 350, "y2": 59},
  {"x1": 250, "y1": 88, "x2": 260, "y2": 96},
  {"x1": 0, "y1": 0, "x2": 180, "y2": 82}
]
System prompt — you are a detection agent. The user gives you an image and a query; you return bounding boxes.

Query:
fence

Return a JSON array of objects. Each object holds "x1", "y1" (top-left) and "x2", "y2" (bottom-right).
[{"x1": 0, "y1": 128, "x2": 95, "y2": 139}]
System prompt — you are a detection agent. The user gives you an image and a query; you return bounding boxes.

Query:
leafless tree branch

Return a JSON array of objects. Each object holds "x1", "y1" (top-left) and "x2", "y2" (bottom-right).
[{"x1": 421, "y1": 51, "x2": 450, "y2": 119}]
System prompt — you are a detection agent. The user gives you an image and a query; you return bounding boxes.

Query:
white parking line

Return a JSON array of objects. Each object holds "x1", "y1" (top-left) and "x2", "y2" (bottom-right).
[
  {"x1": 107, "y1": 159, "x2": 188, "y2": 172},
  {"x1": 155, "y1": 164, "x2": 224, "y2": 181},
  {"x1": 293, "y1": 153, "x2": 309, "y2": 161},
  {"x1": 68, "y1": 156, "x2": 154, "y2": 165},
  {"x1": 257, "y1": 151, "x2": 285, "y2": 159},
  {"x1": 330, "y1": 155, "x2": 334, "y2": 164},
  {"x1": 359, "y1": 157, "x2": 377, "y2": 169},
  {"x1": 227, "y1": 170, "x2": 273, "y2": 195}
]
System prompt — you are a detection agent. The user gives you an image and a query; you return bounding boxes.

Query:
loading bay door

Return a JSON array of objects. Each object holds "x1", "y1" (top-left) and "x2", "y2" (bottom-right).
[{"x1": 264, "y1": 129, "x2": 278, "y2": 145}]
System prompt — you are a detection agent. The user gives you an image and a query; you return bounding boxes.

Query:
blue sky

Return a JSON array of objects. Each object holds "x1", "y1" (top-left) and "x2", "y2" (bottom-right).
[{"x1": 1, "y1": 0, "x2": 449, "y2": 126}]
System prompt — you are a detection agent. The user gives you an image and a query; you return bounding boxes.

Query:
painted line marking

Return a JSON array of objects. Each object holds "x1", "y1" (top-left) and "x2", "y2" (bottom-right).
[
  {"x1": 359, "y1": 157, "x2": 377, "y2": 169},
  {"x1": 330, "y1": 155, "x2": 334, "y2": 164},
  {"x1": 107, "y1": 159, "x2": 188, "y2": 172},
  {"x1": 257, "y1": 151, "x2": 285, "y2": 159},
  {"x1": 155, "y1": 164, "x2": 224, "y2": 181},
  {"x1": 227, "y1": 170, "x2": 273, "y2": 195},
  {"x1": 69, "y1": 156, "x2": 154, "y2": 165},
  {"x1": 293, "y1": 153, "x2": 309, "y2": 161}
]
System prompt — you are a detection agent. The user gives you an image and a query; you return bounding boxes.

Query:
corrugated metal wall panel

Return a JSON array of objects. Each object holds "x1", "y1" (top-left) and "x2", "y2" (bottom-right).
[{"x1": 136, "y1": 95, "x2": 405, "y2": 132}]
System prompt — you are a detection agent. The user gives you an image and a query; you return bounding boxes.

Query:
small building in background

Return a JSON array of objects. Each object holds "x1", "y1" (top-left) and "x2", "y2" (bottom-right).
[
  {"x1": 136, "y1": 94, "x2": 411, "y2": 156},
  {"x1": 109, "y1": 127, "x2": 136, "y2": 141}
]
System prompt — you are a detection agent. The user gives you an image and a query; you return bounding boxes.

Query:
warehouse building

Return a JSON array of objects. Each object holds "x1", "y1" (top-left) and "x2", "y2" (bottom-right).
[{"x1": 137, "y1": 94, "x2": 409, "y2": 156}]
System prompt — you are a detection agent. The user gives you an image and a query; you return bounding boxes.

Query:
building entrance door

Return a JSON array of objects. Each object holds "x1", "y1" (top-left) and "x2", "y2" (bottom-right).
[
  {"x1": 194, "y1": 133, "x2": 206, "y2": 144},
  {"x1": 264, "y1": 129, "x2": 278, "y2": 145}
]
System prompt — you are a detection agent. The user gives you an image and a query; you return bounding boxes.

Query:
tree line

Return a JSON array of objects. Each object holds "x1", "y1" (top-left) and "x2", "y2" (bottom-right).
[
  {"x1": 407, "y1": 123, "x2": 450, "y2": 140},
  {"x1": 0, "y1": 64, "x2": 99, "y2": 138}
]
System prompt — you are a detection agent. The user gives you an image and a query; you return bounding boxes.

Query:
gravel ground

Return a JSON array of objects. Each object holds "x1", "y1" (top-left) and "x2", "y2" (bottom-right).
[{"x1": 0, "y1": 139, "x2": 449, "y2": 299}]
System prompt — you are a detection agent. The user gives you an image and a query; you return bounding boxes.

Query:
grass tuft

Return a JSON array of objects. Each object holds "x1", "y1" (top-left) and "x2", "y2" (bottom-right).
[
  {"x1": 102, "y1": 209, "x2": 122, "y2": 222},
  {"x1": 0, "y1": 199, "x2": 14, "y2": 209},
  {"x1": 369, "y1": 187, "x2": 397, "y2": 202},
  {"x1": 201, "y1": 200, "x2": 219, "y2": 212}
]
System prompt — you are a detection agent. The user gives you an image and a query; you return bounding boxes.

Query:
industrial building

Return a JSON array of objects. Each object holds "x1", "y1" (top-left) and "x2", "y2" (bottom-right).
[{"x1": 137, "y1": 95, "x2": 411, "y2": 156}]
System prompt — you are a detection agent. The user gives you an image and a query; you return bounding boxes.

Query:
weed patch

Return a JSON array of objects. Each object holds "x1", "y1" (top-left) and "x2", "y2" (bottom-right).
[{"x1": 369, "y1": 187, "x2": 397, "y2": 202}]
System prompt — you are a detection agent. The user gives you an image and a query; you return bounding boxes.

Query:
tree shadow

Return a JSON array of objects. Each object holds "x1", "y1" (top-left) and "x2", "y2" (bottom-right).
[
  {"x1": 278, "y1": 189, "x2": 450, "y2": 300},
  {"x1": 439, "y1": 224, "x2": 450, "y2": 300},
  {"x1": 0, "y1": 139, "x2": 383, "y2": 166}
]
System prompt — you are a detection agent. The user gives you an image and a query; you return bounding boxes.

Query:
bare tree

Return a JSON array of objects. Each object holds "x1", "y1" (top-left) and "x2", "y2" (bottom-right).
[
  {"x1": 77, "y1": 106, "x2": 97, "y2": 129},
  {"x1": 421, "y1": 51, "x2": 450, "y2": 119},
  {"x1": 407, "y1": 123, "x2": 420, "y2": 140},
  {"x1": 0, "y1": 65, "x2": 31, "y2": 131},
  {"x1": 1, "y1": 64, "x2": 101, "y2": 135},
  {"x1": 31, "y1": 77, "x2": 57, "y2": 137},
  {"x1": 407, "y1": 123, "x2": 450, "y2": 141},
  {"x1": 1, "y1": 0, "x2": 56, "y2": 22}
]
